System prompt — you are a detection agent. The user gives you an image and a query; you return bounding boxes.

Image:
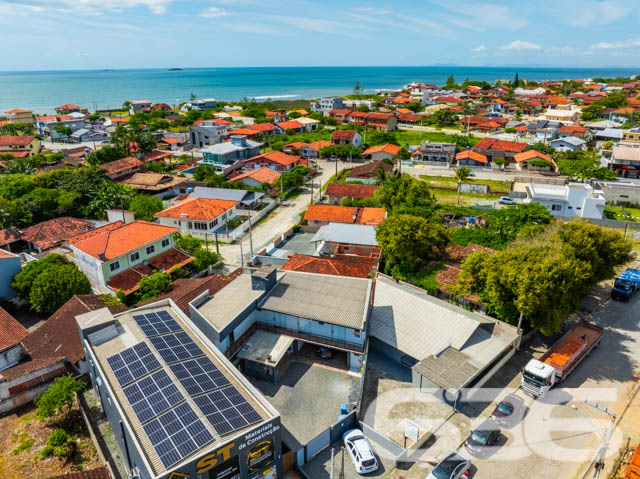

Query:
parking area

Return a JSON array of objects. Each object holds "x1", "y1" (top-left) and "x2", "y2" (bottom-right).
[
  {"x1": 302, "y1": 438, "x2": 397, "y2": 479},
  {"x1": 247, "y1": 359, "x2": 357, "y2": 449}
]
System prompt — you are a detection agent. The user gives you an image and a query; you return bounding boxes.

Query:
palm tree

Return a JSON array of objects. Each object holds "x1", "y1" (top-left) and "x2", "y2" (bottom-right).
[{"x1": 455, "y1": 166, "x2": 472, "y2": 205}]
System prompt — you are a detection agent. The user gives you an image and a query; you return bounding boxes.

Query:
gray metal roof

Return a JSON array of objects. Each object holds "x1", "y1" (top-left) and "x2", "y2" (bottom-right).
[
  {"x1": 191, "y1": 186, "x2": 264, "y2": 205},
  {"x1": 370, "y1": 276, "x2": 484, "y2": 360},
  {"x1": 597, "y1": 128, "x2": 623, "y2": 139},
  {"x1": 258, "y1": 271, "x2": 372, "y2": 329},
  {"x1": 551, "y1": 136, "x2": 586, "y2": 146},
  {"x1": 311, "y1": 223, "x2": 378, "y2": 246},
  {"x1": 71, "y1": 128, "x2": 90, "y2": 137},
  {"x1": 412, "y1": 347, "x2": 479, "y2": 392}
]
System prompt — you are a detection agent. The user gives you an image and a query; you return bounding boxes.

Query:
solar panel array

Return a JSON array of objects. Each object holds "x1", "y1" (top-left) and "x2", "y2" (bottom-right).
[
  {"x1": 150, "y1": 332, "x2": 204, "y2": 364},
  {"x1": 107, "y1": 342, "x2": 162, "y2": 387},
  {"x1": 133, "y1": 311, "x2": 182, "y2": 337},
  {"x1": 169, "y1": 357, "x2": 231, "y2": 395},
  {"x1": 194, "y1": 386, "x2": 263, "y2": 436},
  {"x1": 106, "y1": 309, "x2": 265, "y2": 469},
  {"x1": 123, "y1": 370, "x2": 184, "y2": 423},
  {"x1": 143, "y1": 402, "x2": 214, "y2": 469}
]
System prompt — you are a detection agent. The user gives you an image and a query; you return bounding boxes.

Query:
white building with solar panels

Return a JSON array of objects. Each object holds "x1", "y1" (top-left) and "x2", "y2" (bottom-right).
[{"x1": 77, "y1": 300, "x2": 283, "y2": 479}]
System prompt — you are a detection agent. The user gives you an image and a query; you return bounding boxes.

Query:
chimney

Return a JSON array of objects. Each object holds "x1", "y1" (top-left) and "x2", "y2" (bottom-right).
[{"x1": 251, "y1": 265, "x2": 277, "y2": 291}]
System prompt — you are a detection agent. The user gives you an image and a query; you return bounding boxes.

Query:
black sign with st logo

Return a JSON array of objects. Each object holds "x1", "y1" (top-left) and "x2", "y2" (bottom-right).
[{"x1": 208, "y1": 455, "x2": 240, "y2": 479}]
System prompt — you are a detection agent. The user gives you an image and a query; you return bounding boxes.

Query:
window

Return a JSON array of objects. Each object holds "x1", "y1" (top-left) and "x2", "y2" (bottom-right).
[
  {"x1": 162, "y1": 238, "x2": 170, "y2": 248},
  {"x1": 551, "y1": 205, "x2": 562, "y2": 211},
  {"x1": 130, "y1": 252, "x2": 140, "y2": 262},
  {"x1": 109, "y1": 261, "x2": 120, "y2": 272},
  {"x1": 146, "y1": 245, "x2": 155, "y2": 255},
  {"x1": 193, "y1": 222, "x2": 208, "y2": 231}
]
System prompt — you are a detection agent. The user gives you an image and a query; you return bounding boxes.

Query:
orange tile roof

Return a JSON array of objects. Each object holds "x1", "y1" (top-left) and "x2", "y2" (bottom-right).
[
  {"x1": 0, "y1": 307, "x2": 28, "y2": 351},
  {"x1": 362, "y1": 143, "x2": 401, "y2": 157},
  {"x1": 356, "y1": 207, "x2": 386, "y2": 225},
  {"x1": 473, "y1": 137, "x2": 528, "y2": 153},
  {"x1": 247, "y1": 122, "x2": 277, "y2": 133},
  {"x1": 161, "y1": 137, "x2": 179, "y2": 144},
  {"x1": 4, "y1": 108, "x2": 32, "y2": 114},
  {"x1": 55, "y1": 103, "x2": 83, "y2": 110},
  {"x1": 69, "y1": 221, "x2": 178, "y2": 261},
  {"x1": 276, "y1": 120, "x2": 302, "y2": 130},
  {"x1": 245, "y1": 150, "x2": 300, "y2": 167},
  {"x1": 308, "y1": 140, "x2": 332, "y2": 151},
  {"x1": 230, "y1": 167, "x2": 281, "y2": 185},
  {"x1": 456, "y1": 150, "x2": 488, "y2": 163},
  {"x1": 304, "y1": 205, "x2": 358, "y2": 223},
  {"x1": 37, "y1": 114, "x2": 75, "y2": 122},
  {"x1": 331, "y1": 130, "x2": 358, "y2": 141},
  {"x1": 155, "y1": 197, "x2": 238, "y2": 221},
  {"x1": 282, "y1": 254, "x2": 377, "y2": 278},
  {"x1": 0, "y1": 249, "x2": 16, "y2": 258},
  {"x1": 284, "y1": 142, "x2": 308, "y2": 150},
  {"x1": 396, "y1": 107, "x2": 413, "y2": 114},
  {"x1": 513, "y1": 149, "x2": 556, "y2": 166},
  {"x1": 228, "y1": 128, "x2": 260, "y2": 137},
  {"x1": 99, "y1": 156, "x2": 143, "y2": 175}
]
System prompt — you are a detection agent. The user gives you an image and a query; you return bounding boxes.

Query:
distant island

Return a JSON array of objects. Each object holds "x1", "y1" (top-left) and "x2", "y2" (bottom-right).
[{"x1": 168, "y1": 68, "x2": 183, "y2": 71}]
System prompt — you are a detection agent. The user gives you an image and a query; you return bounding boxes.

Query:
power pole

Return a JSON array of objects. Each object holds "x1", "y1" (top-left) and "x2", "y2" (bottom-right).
[
  {"x1": 248, "y1": 213, "x2": 254, "y2": 258},
  {"x1": 214, "y1": 232, "x2": 220, "y2": 255},
  {"x1": 584, "y1": 399, "x2": 617, "y2": 479}
]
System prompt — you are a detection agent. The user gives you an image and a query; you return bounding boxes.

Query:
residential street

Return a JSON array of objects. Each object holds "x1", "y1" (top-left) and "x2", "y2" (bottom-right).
[{"x1": 216, "y1": 158, "x2": 350, "y2": 267}]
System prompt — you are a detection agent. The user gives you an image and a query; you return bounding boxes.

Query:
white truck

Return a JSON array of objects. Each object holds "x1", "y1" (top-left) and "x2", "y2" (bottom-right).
[{"x1": 521, "y1": 322, "x2": 603, "y2": 398}]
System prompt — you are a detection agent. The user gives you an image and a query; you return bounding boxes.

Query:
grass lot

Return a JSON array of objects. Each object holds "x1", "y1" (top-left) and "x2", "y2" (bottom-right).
[
  {"x1": 431, "y1": 189, "x2": 500, "y2": 206},
  {"x1": 419, "y1": 175, "x2": 512, "y2": 194},
  {"x1": 604, "y1": 206, "x2": 640, "y2": 221},
  {"x1": 320, "y1": 168, "x2": 352, "y2": 191},
  {"x1": 0, "y1": 404, "x2": 101, "y2": 478},
  {"x1": 286, "y1": 187, "x2": 305, "y2": 200},
  {"x1": 393, "y1": 263, "x2": 445, "y2": 293}
]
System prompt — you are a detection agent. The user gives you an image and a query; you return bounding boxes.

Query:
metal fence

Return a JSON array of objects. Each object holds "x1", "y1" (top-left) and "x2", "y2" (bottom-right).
[{"x1": 294, "y1": 411, "x2": 358, "y2": 467}]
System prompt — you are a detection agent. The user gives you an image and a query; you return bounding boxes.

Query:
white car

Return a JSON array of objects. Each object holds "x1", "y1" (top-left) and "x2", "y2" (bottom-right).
[
  {"x1": 343, "y1": 429, "x2": 378, "y2": 475},
  {"x1": 498, "y1": 196, "x2": 517, "y2": 205},
  {"x1": 426, "y1": 451, "x2": 471, "y2": 479}
]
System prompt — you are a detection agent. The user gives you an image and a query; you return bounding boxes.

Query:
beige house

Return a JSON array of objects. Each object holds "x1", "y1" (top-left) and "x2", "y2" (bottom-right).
[
  {"x1": 3, "y1": 109, "x2": 34, "y2": 124},
  {"x1": 543, "y1": 107, "x2": 581, "y2": 124}
]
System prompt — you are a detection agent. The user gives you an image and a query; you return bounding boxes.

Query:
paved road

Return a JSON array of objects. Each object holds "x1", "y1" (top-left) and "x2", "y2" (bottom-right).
[{"x1": 216, "y1": 159, "x2": 350, "y2": 267}]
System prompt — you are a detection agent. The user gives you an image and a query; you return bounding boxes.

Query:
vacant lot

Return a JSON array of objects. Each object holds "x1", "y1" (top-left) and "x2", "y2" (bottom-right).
[
  {"x1": 419, "y1": 175, "x2": 512, "y2": 194},
  {"x1": 0, "y1": 403, "x2": 101, "y2": 479}
]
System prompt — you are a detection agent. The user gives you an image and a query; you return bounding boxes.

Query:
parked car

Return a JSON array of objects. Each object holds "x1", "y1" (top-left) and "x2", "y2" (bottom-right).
[
  {"x1": 490, "y1": 393, "x2": 521, "y2": 427},
  {"x1": 343, "y1": 429, "x2": 378, "y2": 475},
  {"x1": 498, "y1": 196, "x2": 516, "y2": 205},
  {"x1": 464, "y1": 419, "x2": 501, "y2": 458},
  {"x1": 316, "y1": 347, "x2": 333, "y2": 359},
  {"x1": 426, "y1": 451, "x2": 470, "y2": 479}
]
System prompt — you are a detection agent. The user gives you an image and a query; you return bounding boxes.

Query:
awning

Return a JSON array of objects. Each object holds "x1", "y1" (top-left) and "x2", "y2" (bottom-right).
[
  {"x1": 236, "y1": 330, "x2": 294, "y2": 367},
  {"x1": 412, "y1": 347, "x2": 479, "y2": 393}
]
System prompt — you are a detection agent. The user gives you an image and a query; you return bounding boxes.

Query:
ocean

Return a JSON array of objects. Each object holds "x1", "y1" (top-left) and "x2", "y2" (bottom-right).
[{"x1": 1, "y1": 66, "x2": 638, "y2": 114}]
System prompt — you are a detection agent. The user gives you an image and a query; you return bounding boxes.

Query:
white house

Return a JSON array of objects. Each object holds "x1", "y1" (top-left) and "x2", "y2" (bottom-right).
[
  {"x1": 550, "y1": 137, "x2": 587, "y2": 152},
  {"x1": 155, "y1": 197, "x2": 239, "y2": 237},
  {"x1": 524, "y1": 183, "x2": 606, "y2": 219}
]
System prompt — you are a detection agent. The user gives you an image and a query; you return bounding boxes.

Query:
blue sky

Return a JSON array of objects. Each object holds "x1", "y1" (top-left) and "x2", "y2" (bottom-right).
[{"x1": 1, "y1": 0, "x2": 639, "y2": 70}]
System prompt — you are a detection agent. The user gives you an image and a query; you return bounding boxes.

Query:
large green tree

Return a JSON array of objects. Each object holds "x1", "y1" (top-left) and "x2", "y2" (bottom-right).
[
  {"x1": 35, "y1": 376, "x2": 86, "y2": 421},
  {"x1": 129, "y1": 194, "x2": 164, "y2": 221},
  {"x1": 374, "y1": 174, "x2": 438, "y2": 218},
  {"x1": 376, "y1": 214, "x2": 450, "y2": 273}
]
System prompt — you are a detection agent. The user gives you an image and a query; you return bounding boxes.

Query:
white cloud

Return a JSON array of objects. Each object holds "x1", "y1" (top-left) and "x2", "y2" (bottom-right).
[
  {"x1": 589, "y1": 38, "x2": 640, "y2": 50},
  {"x1": 199, "y1": 6, "x2": 229, "y2": 18},
  {"x1": 0, "y1": 0, "x2": 172, "y2": 15},
  {"x1": 499, "y1": 40, "x2": 542, "y2": 51},
  {"x1": 433, "y1": 1, "x2": 528, "y2": 32},
  {"x1": 472, "y1": 45, "x2": 487, "y2": 52},
  {"x1": 226, "y1": 22, "x2": 287, "y2": 35},
  {"x1": 549, "y1": 46, "x2": 574, "y2": 55}
]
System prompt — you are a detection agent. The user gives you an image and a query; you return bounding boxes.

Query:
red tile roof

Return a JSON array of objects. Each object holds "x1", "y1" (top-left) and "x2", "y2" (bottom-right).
[
  {"x1": 362, "y1": 144, "x2": 401, "y2": 157},
  {"x1": 244, "y1": 150, "x2": 301, "y2": 167},
  {"x1": 348, "y1": 160, "x2": 394, "y2": 178},
  {"x1": 138, "y1": 268, "x2": 243, "y2": 314},
  {"x1": 69, "y1": 221, "x2": 178, "y2": 261},
  {"x1": 304, "y1": 205, "x2": 358, "y2": 223},
  {"x1": 558, "y1": 125, "x2": 588, "y2": 135},
  {"x1": 0, "y1": 356, "x2": 66, "y2": 381},
  {"x1": 55, "y1": 104, "x2": 83, "y2": 110},
  {"x1": 21, "y1": 217, "x2": 94, "y2": 251},
  {"x1": 456, "y1": 150, "x2": 488, "y2": 163},
  {"x1": 446, "y1": 243, "x2": 496, "y2": 263},
  {"x1": 0, "y1": 135, "x2": 36, "y2": 146},
  {"x1": 161, "y1": 137, "x2": 180, "y2": 144},
  {"x1": 4, "y1": 108, "x2": 32, "y2": 114},
  {"x1": 228, "y1": 128, "x2": 261, "y2": 137},
  {"x1": 22, "y1": 295, "x2": 127, "y2": 364},
  {"x1": 155, "y1": 197, "x2": 238, "y2": 221},
  {"x1": 325, "y1": 183, "x2": 380, "y2": 199},
  {"x1": 247, "y1": 123, "x2": 277, "y2": 133},
  {"x1": 37, "y1": 115, "x2": 74, "y2": 123},
  {"x1": 147, "y1": 247, "x2": 193, "y2": 272},
  {"x1": 0, "y1": 249, "x2": 16, "y2": 258},
  {"x1": 0, "y1": 307, "x2": 28, "y2": 351},
  {"x1": 99, "y1": 156, "x2": 143, "y2": 176},
  {"x1": 331, "y1": 130, "x2": 358, "y2": 142},
  {"x1": 107, "y1": 265, "x2": 153, "y2": 294},
  {"x1": 0, "y1": 227, "x2": 22, "y2": 246},
  {"x1": 282, "y1": 254, "x2": 377, "y2": 278},
  {"x1": 473, "y1": 137, "x2": 527, "y2": 153},
  {"x1": 308, "y1": 140, "x2": 332, "y2": 151},
  {"x1": 4, "y1": 151, "x2": 30, "y2": 158},
  {"x1": 230, "y1": 167, "x2": 281, "y2": 185}
]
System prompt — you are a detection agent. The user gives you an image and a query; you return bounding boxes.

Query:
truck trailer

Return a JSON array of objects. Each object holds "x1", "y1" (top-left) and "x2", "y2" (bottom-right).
[{"x1": 521, "y1": 322, "x2": 603, "y2": 398}]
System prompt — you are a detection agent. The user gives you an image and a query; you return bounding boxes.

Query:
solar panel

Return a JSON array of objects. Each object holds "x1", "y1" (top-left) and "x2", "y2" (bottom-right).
[
  {"x1": 143, "y1": 402, "x2": 214, "y2": 468},
  {"x1": 133, "y1": 311, "x2": 182, "y2": 337},
  {"x1": 107, "y1": 342, "x2": 162, "y2": 387},
  {"x1": 122, "y1": 370, "x2": 185, "y2": 424},
  {"x1": 169, "y1": 357, "x2": 231, "y2": 396},
  {"x1": 150, "y1": 332, "x2": 204, "y2": 364},
  {"x1": 193, "y1": 385, "x2": 262, "y2": 436}
]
